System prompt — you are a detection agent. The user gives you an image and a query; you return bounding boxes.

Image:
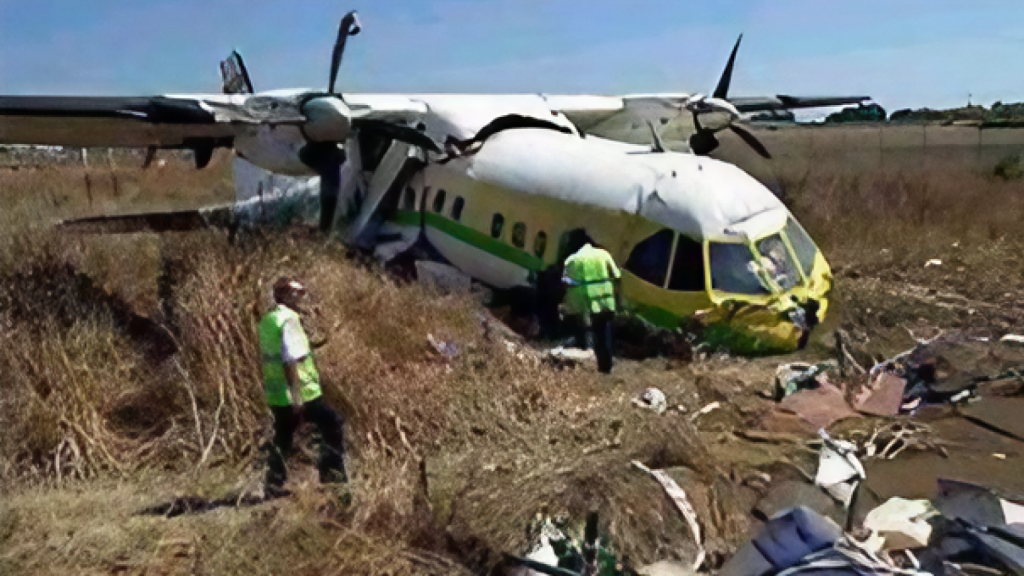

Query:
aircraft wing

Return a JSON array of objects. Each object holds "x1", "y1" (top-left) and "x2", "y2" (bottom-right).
[
  {"x1": 0, "y1": 93, "x2": 435, "y2": 151},
  {"x1": 728, "y1": 95, "x2": 872, "y2": 113},
  {"x1": 0, "y1": 95, "x2": 248, "y2": 149}
]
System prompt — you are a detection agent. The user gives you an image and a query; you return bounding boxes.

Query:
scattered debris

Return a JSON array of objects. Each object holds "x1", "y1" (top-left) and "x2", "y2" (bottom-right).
[
  {"x1": 773, "y1": 361, "x2": 834, "y2": 399},
  {"x1": 689, "y1": 401, "x2": 720, "y2": 422},
  {"x1": 1002, "y1": 334, "x2": 1024, "y2": 347},
  {"x1": 854, "y1": 372, "x2": 907, "y2": 417},
  {"x1": 863, "y1": 497, "x2": 939, "y2": 551},
  {"x1": 632, "y1": 461, "x2": 706, "y2": 571},
  {"x1": 815, "y1": 430, "x2": 866, "y2": 508},
  {"x1": 427, "y1": 333, "x2": 458, "y2": 358},
  {"x1": 546, "y1": 346, "x2": 596, "y2": 368},
  {"x1": 507, "y1": 512, "x2": 626, "y2": 576},
  {"x1": 778, "y1": 383, "x2": 859, "y2": 429},
  {"x1": 633, "y1": 388, "x2": 667, "y2": 414},
  {"x1": 861, "y1": 421, "x2": 946, "y2": 460},
  {"x1": 860, "y1": 331, "x2": 1024, "y2": 419},
  {"x1": 719, "y1": 506, "x2": 842, "y2": 576}
]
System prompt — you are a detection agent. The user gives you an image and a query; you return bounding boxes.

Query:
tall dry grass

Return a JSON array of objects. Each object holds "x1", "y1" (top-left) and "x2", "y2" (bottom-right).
[{"x1": 0, "y1": 223, "x2": 720, "y2": 572}]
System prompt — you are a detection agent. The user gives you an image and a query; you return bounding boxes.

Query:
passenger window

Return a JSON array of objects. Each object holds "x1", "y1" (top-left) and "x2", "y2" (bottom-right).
[
  {"x1": 432, "y1": 189, "x2": 447, "y2": 213},
  {"x1": 402, "y1": 186, "x2": 416, "y2": 211},
  {"x1": 710, "y1": 243, "x2": 769, "y2": 295},
  {"x1": 451, "y1": 197, "x2": 465, "y2": 221},
  {"x1": 491, "y1": 214, "x2": 504, "y2": 238},
  {"x1": 624, "y1": 229, "x2": 674, "y2": 287},
  {"x1": 668, "y1": 234, "x2": 705, "y2": 291},
  {"x1": 533, "y1": 231, "x2": 547, "y2": 258},
  {"x1": 512, "y1": 222, "x2": 526, "y2": 248}
]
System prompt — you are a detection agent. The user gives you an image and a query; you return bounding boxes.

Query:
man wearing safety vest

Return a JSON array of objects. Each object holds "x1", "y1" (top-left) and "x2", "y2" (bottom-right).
[
  {"x1": 562, "y1": 235, "x2": 622, "y2": 374},
  {"x1": 259, "y1": 276, "x2": 347, "y2": 490}
]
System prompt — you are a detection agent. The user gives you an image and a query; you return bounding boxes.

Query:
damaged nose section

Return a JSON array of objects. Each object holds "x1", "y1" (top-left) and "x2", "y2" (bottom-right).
[{"x1": 694, "y1": 297, "x2": 824, "y2": 356}]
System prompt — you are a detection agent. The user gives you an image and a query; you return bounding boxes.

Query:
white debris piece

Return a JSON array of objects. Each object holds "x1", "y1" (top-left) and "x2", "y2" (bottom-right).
[
  {"x1": 426, "y1": 333, "x2": 458, "y2": 358},
  {"x1": 633, "y1": 461, "x2": 706, "y2": 571},
  {"x1": 815, "y1": 430, "x2": 866, "y2": 508},
  {"x1": 633, "y1": 387, "x2": 668, "y2": 414},
  {"x1": 689, "y1": 401, "x2": 720, "y2": 421},
  {"x1": 924, "y1": 259, "x2": 942, "y2": 268},
  {"x1": 863, "y1": 498, "x2": 939, "y2": 551},
  {"x1": 546, "y1": 346, "x2": 595, "y2": 365},
  {"x1": 1000, "y1": 334, "x2": 1024, "y2": 347}
]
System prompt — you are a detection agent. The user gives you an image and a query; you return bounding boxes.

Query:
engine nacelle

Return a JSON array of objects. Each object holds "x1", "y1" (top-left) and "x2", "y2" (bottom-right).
[{"x1": 301, "y1": 97, "x2": 353, "y2": 142}]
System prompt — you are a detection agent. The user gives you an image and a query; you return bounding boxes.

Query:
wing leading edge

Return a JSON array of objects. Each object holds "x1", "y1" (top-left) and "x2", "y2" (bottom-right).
[{"x1": 0, "y1": 95, "x2": 240, "y2": 148}]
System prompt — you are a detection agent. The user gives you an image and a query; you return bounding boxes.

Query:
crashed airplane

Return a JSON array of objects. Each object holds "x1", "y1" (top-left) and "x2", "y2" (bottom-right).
[{"x1": 0, "y1": 11, "x2": 869, "y2": 353}]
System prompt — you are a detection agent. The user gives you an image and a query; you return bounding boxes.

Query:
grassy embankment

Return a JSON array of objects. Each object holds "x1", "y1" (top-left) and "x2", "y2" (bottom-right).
[{"x1": 1, "y1": 129, "x2": 1022, "y2": 574}]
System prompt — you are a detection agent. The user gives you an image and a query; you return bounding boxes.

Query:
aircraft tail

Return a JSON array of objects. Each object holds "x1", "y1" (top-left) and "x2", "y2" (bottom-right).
[{"x1": 219, "y1": 50, "x2": 254, "y2": 95}]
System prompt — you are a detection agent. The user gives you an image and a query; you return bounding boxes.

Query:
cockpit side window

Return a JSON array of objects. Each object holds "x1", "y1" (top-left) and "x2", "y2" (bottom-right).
[
  {"x1": 756, "y1": 234, "x2": 800, "y2": 291},
  {"x1": 783, "y1": 218, "x2": 818, "y2": 276},
  {"x1": 667, "y1": 234, "x2": 705, "y2": 291},
  {"x1": 624, "y1": 229, "x2": 673, "y2": 287},
  {"x1": 710, "y1": 242, "x2": 769, "y2": 295}
]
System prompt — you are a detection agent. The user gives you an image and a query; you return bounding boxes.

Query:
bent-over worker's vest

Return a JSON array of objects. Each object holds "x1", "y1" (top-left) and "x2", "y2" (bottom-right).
[
  {"x1": 563, "y1": 243, "x2": 621, "y2": 318},
  {"x1": 258, "y1": 305, "x2": 322, "y2": 407}
]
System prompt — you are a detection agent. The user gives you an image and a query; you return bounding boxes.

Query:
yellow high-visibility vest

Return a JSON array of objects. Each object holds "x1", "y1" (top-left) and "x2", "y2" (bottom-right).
[
  {"x1": 258, "y1": 305, "x2": 321, "y2": 406},
  {"x1": 563, "y1": 244, "x2": 621, "y2": 317}
]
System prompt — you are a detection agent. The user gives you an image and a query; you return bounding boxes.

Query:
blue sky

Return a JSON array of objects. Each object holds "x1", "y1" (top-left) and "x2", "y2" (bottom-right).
[{"x1": 2, "y1": 0, "x2": 1022, "y2": 113}]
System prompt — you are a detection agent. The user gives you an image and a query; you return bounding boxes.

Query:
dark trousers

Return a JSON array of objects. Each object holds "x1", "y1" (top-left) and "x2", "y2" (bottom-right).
[
  {"x1": 267, "y1": 396, "x2": 347, "y2": 487},
  {"x1": 573, "y1": 310, "x2": 615, "y2": 374}
]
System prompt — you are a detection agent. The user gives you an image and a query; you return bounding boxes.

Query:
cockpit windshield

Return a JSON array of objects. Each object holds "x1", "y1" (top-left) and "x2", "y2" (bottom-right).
[
  {"x1": 709, "y1": 242, "x2": 769, "y2": 295},
  {"x1": 710, "y1": 232, "x2": 803, "y2": 295}
]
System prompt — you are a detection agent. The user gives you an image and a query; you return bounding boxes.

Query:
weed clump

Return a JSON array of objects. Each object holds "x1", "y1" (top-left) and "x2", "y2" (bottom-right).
[{"x1": 993, "y1": 154, "x2": 1022, "y2": 181}]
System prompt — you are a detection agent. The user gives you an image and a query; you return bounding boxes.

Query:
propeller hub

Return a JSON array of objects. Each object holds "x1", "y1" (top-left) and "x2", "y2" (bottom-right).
[{"x1": 302, "y1": 96, "x2": 353, "y2": 142}]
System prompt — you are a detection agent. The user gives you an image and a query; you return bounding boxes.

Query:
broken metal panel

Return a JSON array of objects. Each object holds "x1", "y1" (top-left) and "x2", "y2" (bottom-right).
[{"x1": 345, "y1": 141, "x2": 423, "y2": 246}]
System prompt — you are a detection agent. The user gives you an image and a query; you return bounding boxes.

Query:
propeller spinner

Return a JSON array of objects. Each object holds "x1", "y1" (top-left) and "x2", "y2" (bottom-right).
[{"x1": 297, "y1": 11, "x2": 439, "y2": 232}]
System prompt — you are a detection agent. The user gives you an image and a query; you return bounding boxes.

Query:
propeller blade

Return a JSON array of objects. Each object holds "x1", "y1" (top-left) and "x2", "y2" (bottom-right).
[
  {"x1": 319, "y1": 159, "x2": 341, "y2": 232},
  {"x1": 299, "y1": 144, "x2": 347, "y2": 232},
  {"x1": 328, "y1": 11, "x2": 361, "y2": 95},
  {"x1": 645, "y1": 120, "x2": 666, "y2": 153},
  {"x1": 729, "y1": 124, "x2": 772, "y2": 159},
  {"x1": 355, "y1": 119, "x2": 441, "y2": 153},
  {"x1": 713, "y1": 34, "x2": 742, "y2": 99}
]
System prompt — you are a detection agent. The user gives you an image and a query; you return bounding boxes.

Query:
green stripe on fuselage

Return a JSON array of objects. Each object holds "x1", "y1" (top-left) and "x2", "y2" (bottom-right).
[{"x1": 392, "y1": 209, "x2": 545, "y2": 272}]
